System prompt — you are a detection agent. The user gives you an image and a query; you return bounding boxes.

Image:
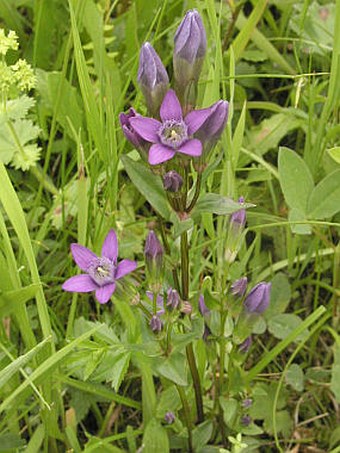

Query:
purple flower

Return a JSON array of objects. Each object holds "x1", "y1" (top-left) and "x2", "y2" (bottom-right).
[
  {"x1": 150, "y1": 315, "x2": 162, "y2": 332},
  {"x1": 164, "y1": 411, "x2": 175, "y2": 424},
  {"x1": 198, "y1": 294, "x2": 210, "y2": 316},
  {"x1": 195, "y1": 100, "x2": 229, "y2": 152},
  {"x1": 130, "y1": 89, "x2": 213, "y2": 165},
  {"x1": 174, "y1": 10, "x2": 206, "y2": 89},
  {"x1": 241, "y1": 415, "x2": 252, "y2": 426},
  {"x1": 242, "y1": 398, "x2": 253, "y2": 408},
  {"x1": 244, "y1": 282, "x2": 271, "y2": 314},
  {"x1": 230, "y1": 197, "x2": 246, "y2": 229},
  {"x1": 166, "y1": 288, "x2": 180, "y2": 310},
  {"x1": 163, "y1": 170, "x2": 183, "y2": 192},
  {"x1": 138, "y1": 42, "x2": 169, "y2": 116},
  {"x1": 231, "y1": 277, "x2": 248, "y2": 298},
  {"x1": 238, "y1": 336, "x2": 252, "y2": 353},
  {"x1": 119, "y1": 108, "x2": 146, "y2": 149},
  {"x1": 62, "y1": 230, "x2": 137, "y2": 304},
  {"x1": 145, "y1": 231, "x2": 164, "y2": 284}
]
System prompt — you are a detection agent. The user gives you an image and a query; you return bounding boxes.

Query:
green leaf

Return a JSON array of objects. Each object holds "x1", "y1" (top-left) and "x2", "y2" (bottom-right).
[
  {"x1": 330, "y1": 343, "x2": 340, "y2": 402},
  {"x1": 0, "y1": 433, "x2": 26, "y2": 450},
  {"x1": 278, "y1": 147, "x2": 314, "y2": 213},
  {"x1": 192, "y1": 421, "x2": 213, "y2": 452},
  {"x1": 265, "y1": 273, "x2": 291, "y2": 319},
  {"x1": 327, "y1": 146, "x2": 340, "y2": 165},
  {"x1": 285, "y1": 364, "x2": 304, "y2": 392},
  {"x1": 268, "y1": 314, "x2": 309, "y2": 341},
  {"x1": 307, "y1": 169, "x2": 340, "y2": 219},
  {"x1": 0, "y1": 284, "x2": 39, "y2": 317},
  {"x1": 156, "y1": 385, "x2": 181, "y2": 417},
  {"x1": 109, "y1": 352, "x2": 131, "y2": 392},
  {"x1": 193, "y1": 193, "x2": 254, "y2": 216},
  {"x1": 121, "y1": 155, "x2": 171, "y2": 220},
  {"x1": 288, "y1": 207, "x2": 311, "y2": 235},
  {"x1": 219, "y1": 397, "x2": 239, "y2": 428},
  {"x1": 142, "y1": 418, "x2": 169, "y2": 453},
  {"x1": 157, "y1": 352, "x2": 188, "y2": 386}
]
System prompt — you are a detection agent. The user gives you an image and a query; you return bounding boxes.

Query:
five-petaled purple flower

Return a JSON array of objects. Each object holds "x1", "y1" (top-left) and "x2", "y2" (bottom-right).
[
  {"x1": 62, "y1": 229, "x2": 137, "y2": 304},
  {"x1": 129, "y1": 89, "x2": 213, "y2": 165}
]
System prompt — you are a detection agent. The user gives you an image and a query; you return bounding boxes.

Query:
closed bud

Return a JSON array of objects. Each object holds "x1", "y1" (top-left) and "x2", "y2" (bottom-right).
[
  {"x1": 198, "y1": 294, "x2": 210, "y2": 317},
  {"x1": 231, "y1": 277, "x2": 248, "y2": 298},
  {"x1": 164, "y1": 411, "x2": 175, "y2": 424},
  {"x1": 166, "y1": 288, "x2": 180, "y2": 310},
  {"x1": 241, "y1": 415, "x2": 252, "y2": 427},
  {"x1": 145, "y1": 231, "x2": 164, "y2": 285},
  {"x1": 150, "y1": 315, "x2": 162, "y2": 332},
  {"x1": 119, "y1": 108, "x2": 146, "y2": 150},
  {"x1": 163, "y1": 170, "x2": 183, "y2": 192},
  {"x1": 138, "y1": 42, "x2": 169, "y2": 116},
  {"x1": 224, "y1": 197, "x2": 247, "y2": 264},
  {"x1": 195, "y1": 100, "x2": 229, "y2": 155},
  {"x1": 173, "y1": 10, "x2": 206, "y2": 109},
  {"x1": 238, "y1": 336, "x2": 252, "y2": 353},
  {"x1": 244, "y1": 282, "x2": 271, "y2": 314},
  {"x1": 181, "y1": 300, "x2": 192, "y2": 315}
]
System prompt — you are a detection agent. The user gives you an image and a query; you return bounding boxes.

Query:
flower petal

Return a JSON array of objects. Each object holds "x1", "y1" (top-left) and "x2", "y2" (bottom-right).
[
  {"x1": 70, "y1": 244, "x2": 97, "y2": 271},
  {"x1": 129, "y1": 116, "x2": 161, "y2": 142},
  {"x1": 148, "y1": 143, "x2": 176, "y2": 165},
  {"x1": 115, "y1": 259, "x2": 137, "y2": 280},
  {"x1": 95, "y1": 283, "x2": 116, "y2": 304},
  {"x1": 177, "y1": 139, "x2": 202, "y2": 157},
  {"x1": 62, "y1": 274, "x2": 98, "y2": 292},
  {"x1": 101, "y1": 229, "x2": 118, "y2": 262},
  {"x1": 160, "y1": 89, "x2": 182, "y2": 121},
  {"x1": 185, "y1": 107, "x2": 214, "y2": 135}
]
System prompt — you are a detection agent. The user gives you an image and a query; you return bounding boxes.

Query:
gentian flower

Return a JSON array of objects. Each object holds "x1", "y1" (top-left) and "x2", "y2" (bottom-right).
[
  {"x1": 195, "y1": 100, "x2": 229, "y2": 153},
  {"x1": 62, "y1": 229, "x2": 137, "y2": 304},
  {"x1": 243, "y1": 282, "x2": 271, "y2": 314},
  {"x1": 198, "y1": 294, "x2": 210, "y2": 317},
  {"x1": 166, "y1": 288, "x2": 180, "y2": 310},
  {"x1": 145, "y1": 230, "x2": 164, "y2": 286},
  {"x1": 138, "y1": 42, "x2": 169, "y2": 116},
  {"x1": 130, "y1": 89, "x2": 213, "y2": 165},
  {"x1": 150, "y1": 315, "x2": 162, "y2": 332},
  {"x1": 224, "y1": 196, "x2": 247, "y2": 263},
  {"x1": 231, "y1": 277, "x2": 248, "y2": 298},
  {"x1": 119, "y1": 108, "x2": 146, "y2": 150},
  {"x1": 173, "y1": 9, "x2": 206, "y2": 107},
  {"x1": 163, "y1": 170, "x2": 183, "y2": 192}
]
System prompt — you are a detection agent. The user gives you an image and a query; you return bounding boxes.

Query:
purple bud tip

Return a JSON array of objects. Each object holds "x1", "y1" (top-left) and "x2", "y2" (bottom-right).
[
  {"x1": 198, "y1": 294, "x2": 210, "y2": 316},
  {"x1": 150, "y1": 315, "x2": 162, "y2": 332},
  {"x1": 241, "y1": 415, "x2": 252, "y2": 426},
  {"x1": 174, "y1": 10, "x2": 206, "y2": 63},
  {"x1": 119, "y1": 108, "x2": 145, "y2": 149},
  {"x1": 163, "y1": 170, "x2": 183, "y2": 192},
  {"x1": 144, "y1": 231, "x2": 163, "y2": 259},
  {"x1": 244, "y1": 282, "x2": 271, "y2": 314},
  {"x1": 230, "y1": 197, "x2": 246, "y2": 228},
  {"x1": 167, "y1": 288, "x2": 180, "y2": 310},
  {"x1": 138, "y1": 42, "x2": 169, "y2": 89},
  {"x1": 238, "y1": 336, "x2": 252, "y2": 353},
  {"x1": 242, "y1": 398, "x2": 253, "y2": 408},
  {"x1": 164, "y1": 411, "x2": 175, "y2": 424},
  {"x1": 231, "y1": 277, "x2": 248, "y2": 297}
]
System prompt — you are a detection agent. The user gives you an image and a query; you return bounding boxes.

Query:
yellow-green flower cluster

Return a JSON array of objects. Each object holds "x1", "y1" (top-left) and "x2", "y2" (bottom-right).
[{"x1": 0, "y1": 29, "x2": 19, "y2": 55}]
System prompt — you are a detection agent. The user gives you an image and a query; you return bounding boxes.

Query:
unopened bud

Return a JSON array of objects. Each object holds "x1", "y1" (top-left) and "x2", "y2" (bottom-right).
[
  {"x1": 198, "y1": 294, "x2": 210, "y2": 317},
  {"x1": 166, "y1": 288, "x2": 180, "y2": 310},
  {"x1": 195, "y1": 100, "x2": 229, "y2": 155},
  {"x1": 144, "y1": 231, "x2": 164, "y2": 284},
  {"x1": 231, "y1": 277, "x2": 248, "y2": 298},
  {"x1": 150, "y1": 315, "x2": 162, "y2": 333},
  {"x1": 181, "y1": 301, "x2": 192, "y2": 315},
  {"x1": 224, "y1": 197, "x2": 247, "y2": 264},
  {"x1": 244, "y1": 282, "x2": 271, "y2": 314},
  {"x1": 238, "y1": 336, "x2": 252, "y2": 353},
  {"x1": 164, "y1": 411, "x2": 175, "y2": 424},
  {"x1": 138, "y1": 42, "x2": 169, "y2": 116},
  {"x1": 163, "y1": 170, "x2": 183, "y2": 192}
]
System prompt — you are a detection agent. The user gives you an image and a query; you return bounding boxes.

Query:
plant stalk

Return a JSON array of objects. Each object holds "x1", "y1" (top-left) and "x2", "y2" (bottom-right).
[{"x1": 177, "y1": 385, "x2": 193, "y2": 453}]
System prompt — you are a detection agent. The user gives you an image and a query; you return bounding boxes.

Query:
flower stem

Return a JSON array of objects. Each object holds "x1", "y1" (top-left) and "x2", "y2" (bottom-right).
[
  {"x1": 180, "y1": 230, "x2": 204, "y2": 423},
  {"x1": 176, "y1": 385, "x2": 193, "y2": 453},
  {"x1": 217, "y1": 309, "x2": 227, "y2": 445},
  {"x1": 186, "y1": 172, "x2": 202, "y2": 213}
]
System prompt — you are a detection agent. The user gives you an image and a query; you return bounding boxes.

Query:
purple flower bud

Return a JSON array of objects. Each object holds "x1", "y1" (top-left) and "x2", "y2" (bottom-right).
[
  {"x1": 119, "y1": 108, "x2": 146, "y2": 149},
  {"x1": 242, "y1": 398, "x2": 253, "y2": 408},
  {"x1": 241, "y1": 415, "x2": 252, "y2": 426},
  {"x1": 163, "y1": 170, "x2": 183, "y2": 192},
  {"x1": 230, "y1": 197, "x2": 246, "y2": 229},
  {"x1": 181, "y1": 301, "x2": 192, "y2": 315},
  {"x1": 150, "y1": 315, "x2": 162, "y2": 332},
  {"x1": 173, "y1": 10, "x2": 206, "y2": 108},
  {"x1": 145, "y1": 231, "x2": 164, "y2": 284},
  {"x1": 166, "y1": 288, "x2": 180, "y2": 310},
  {"x1": 164, "y1": 411, "x2": 175, "y2": 424},
  {"x1": 244, "y1": 282, "x2": 271, "y2": 314},
  {"x1": 198, "y1": 294, "x2": 210, "y2": 317},
  {"x1": 138, "y1": 42, "x2": 169, "y2": 116},
  {"x1": 195, "y1": 100, "x2": 229, "y2": 153},
  {"x1": 238, "y1": 336, "x2": 252, "y2": 353},
  {"x1": 231, "y1": 277, "x2": 248, "y2": 298}
]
